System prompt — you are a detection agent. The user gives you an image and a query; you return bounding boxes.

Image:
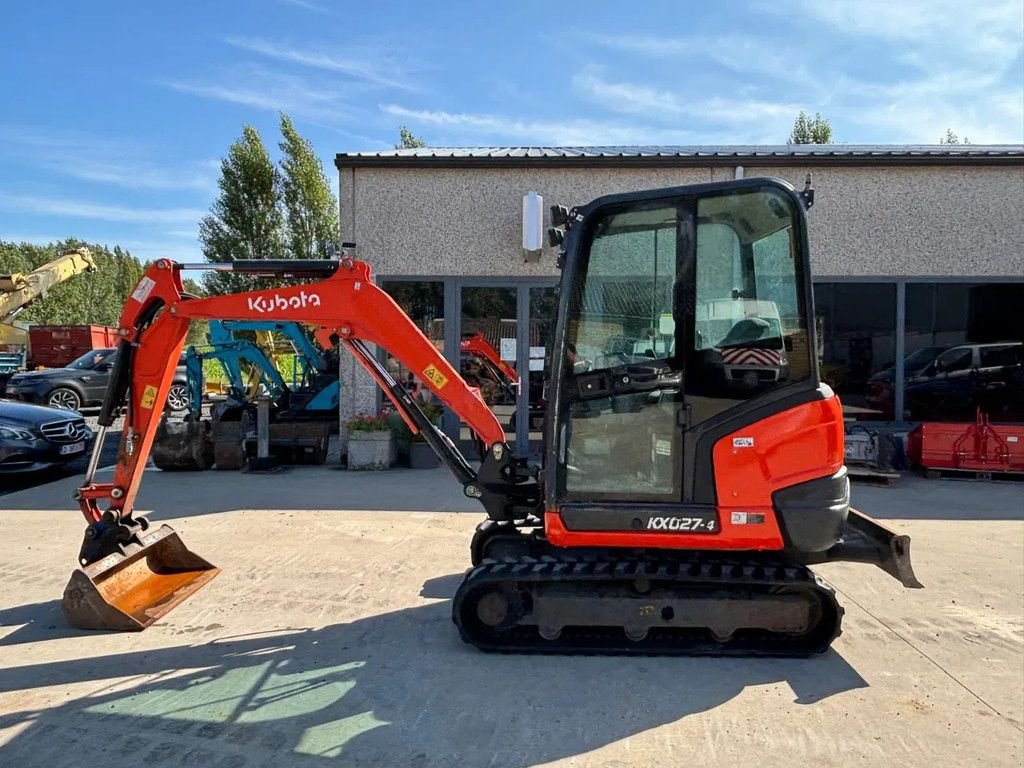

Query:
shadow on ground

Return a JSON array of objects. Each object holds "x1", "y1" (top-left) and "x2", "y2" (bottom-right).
[{"x1": 0, "y1": 578, "x2": 868, "y2": 768}]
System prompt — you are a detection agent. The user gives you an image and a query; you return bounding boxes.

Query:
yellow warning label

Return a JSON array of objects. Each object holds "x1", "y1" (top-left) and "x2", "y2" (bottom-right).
[
  {"x1": 140, "y1": 385, "x2": 158, "y2": 410},
  {"x1": 422, "y1": 365, "x2": 449, "y2": 390}
]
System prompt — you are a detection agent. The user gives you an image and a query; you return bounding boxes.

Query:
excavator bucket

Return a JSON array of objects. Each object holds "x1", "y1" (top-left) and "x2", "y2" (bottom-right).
[
  {"x1": 151, "y1": 418, "x2": 215, "y2": 471},
  {"x1": 62, "y1": 525, "x2": 219, "y2": 631}
]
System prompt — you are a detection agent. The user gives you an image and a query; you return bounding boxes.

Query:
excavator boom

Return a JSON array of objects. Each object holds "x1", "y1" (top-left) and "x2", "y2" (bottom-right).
[
  {"x1": 0, "y1": 248, "x2": 97, "y2": 346},
  {"x1": 64, "y1": 256, "x2": 538, "y2": 630}
]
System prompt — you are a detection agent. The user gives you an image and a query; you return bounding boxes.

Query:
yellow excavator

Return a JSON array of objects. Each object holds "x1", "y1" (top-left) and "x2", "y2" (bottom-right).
[{"x1": 0, "y1": 248, "x2": 98, "y2": 350}]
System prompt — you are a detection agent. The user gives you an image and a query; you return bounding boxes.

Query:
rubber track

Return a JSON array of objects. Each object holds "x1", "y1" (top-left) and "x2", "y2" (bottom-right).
[{"x1": 452, "y1": 553, "x2": 843, "y2": 657}]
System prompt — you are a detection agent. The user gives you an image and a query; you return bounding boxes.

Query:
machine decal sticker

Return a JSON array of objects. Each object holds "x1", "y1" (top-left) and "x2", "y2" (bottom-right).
[
  {"x1": 733, "y1": 437, "x2": 755, "y2": 447},
  {"x1": 130, "y1": 276, "x2": 156, "y2": 304},
  {"x1": 140, "y1": 385, "x2": 158, "y2": 410},
  {"x1": 731, "y1": 511, "x2": 766, "y2": 525},
  {"x1": 422, "y1": 365, "x2": 449, "y2": 389}
]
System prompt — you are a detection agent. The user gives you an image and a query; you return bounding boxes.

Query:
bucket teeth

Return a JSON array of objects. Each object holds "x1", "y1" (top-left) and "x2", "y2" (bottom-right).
[{"x1": 62, "y1": 525, "x2": 219, "y2": 631}]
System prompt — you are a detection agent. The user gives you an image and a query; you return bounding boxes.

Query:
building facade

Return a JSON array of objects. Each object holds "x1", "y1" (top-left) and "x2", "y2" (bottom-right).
[{"x1": 334, "y1": 146, "x2": 1024, "y2": 453}]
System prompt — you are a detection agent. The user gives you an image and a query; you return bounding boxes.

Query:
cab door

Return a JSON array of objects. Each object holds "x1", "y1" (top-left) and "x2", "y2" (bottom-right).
[{"x1": 548, "y1": 180, "x2": 818, "y2": 511}]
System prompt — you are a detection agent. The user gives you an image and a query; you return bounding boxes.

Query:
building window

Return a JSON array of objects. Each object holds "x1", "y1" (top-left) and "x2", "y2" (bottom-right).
[
  {"x1": 902, "y1": 283, "x2": 1024, "y2": 422},
  {"x1": 379, "y1": 281, "x2": 445, "y2": 403},
  {"x1": 813, "y1": 283, "x2": 897, "y2": 421}
]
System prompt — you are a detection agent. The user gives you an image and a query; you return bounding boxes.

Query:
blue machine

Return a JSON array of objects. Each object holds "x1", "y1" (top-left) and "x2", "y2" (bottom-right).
[
  {"x1": 185, "y1": 339, "x2": 286, "y2": 415},
  {"x1": 192, "y1": 321, "x2": 340, "y2": 415}
]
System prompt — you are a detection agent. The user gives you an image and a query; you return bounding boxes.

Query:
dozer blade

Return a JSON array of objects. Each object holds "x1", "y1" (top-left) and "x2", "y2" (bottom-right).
[
  {"x1": 817, "y1": 507, "x2": 923, "y2": 588},
  {"x1": 62, "y1": 525, "x2": 219, "y2": 631}
]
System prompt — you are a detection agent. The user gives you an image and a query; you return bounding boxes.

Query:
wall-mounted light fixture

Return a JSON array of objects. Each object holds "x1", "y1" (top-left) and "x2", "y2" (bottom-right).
[{"x1": 522, "y1": 191, "x2": 544, "y2": 262}]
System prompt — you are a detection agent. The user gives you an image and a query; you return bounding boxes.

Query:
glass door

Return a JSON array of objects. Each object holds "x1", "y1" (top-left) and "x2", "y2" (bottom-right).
[
  {"x1": 457, "y1": 286, "x2": 519, "y2": 454},
  {"x1": 524, "y1": 285, "x2": 559, "y2": 457}
]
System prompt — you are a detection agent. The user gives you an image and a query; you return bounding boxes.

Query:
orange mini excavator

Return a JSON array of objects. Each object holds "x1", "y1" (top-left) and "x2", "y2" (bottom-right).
[{"x1": 64, "y1": 177, "x2": 920, "y2": 655}]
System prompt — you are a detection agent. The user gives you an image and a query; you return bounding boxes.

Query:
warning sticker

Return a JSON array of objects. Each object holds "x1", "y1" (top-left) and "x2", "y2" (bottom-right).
[
  {"x1": 422, "y1": 365, "x2": 449, "y2": 390},
  {"x1": 140, "y1": 385, "x2": 158, "y2": 410},
  {"x1": 130, "y1": 276, "x2": 157, "y2": 304}
]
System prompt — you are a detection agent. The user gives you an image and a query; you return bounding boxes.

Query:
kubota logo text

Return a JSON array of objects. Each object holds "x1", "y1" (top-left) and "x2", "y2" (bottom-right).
[{"x1": 247, "y1": 291, "x2": 322, "y2": 313}]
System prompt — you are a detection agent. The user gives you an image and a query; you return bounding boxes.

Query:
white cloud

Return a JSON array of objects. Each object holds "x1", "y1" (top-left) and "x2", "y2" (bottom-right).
[
  {"x1": 0, "y1": 194, "x2": 205, "y2": 225},
  {"x1": 164, "y1": 67, "x2": 354, "y2": 125},
  {"x1": 785, "y1": 0, "x2": 1023, "y2": 60},
  {"x1": 277, "y1": 0, "x2": 329, "y2": 13},
  {"x1": 584, "y1": 32, "x2": 816, "y2": 90},
  {"x1": 0, "y1": 126, "x2": 218, "y2": 193},
  {"x1": 582, "y1": 1, "x2": 1024, "y2": 144},
  {"x1": 379, "y1": 104, "x2": 705, "y2": 145},
  {"x1": 223, "y1": 36, "x2": 416, "y2": 91},
  {"x1": 56, "y1": 159, "x2": 216, "y2": 193},
  {"x1": 572, "y1": 69, "x2": 801, "y2": 124}
]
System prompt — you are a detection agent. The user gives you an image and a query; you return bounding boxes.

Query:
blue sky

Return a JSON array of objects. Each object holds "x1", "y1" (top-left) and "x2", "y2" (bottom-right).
[{"x1": 1, "y1": 0, "x2": 1022, "y2": 264}]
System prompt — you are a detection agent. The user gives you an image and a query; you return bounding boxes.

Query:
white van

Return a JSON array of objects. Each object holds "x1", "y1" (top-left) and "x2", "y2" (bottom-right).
[{"x1": 696, "y1": 299, "x2": 789, "y2": 387}]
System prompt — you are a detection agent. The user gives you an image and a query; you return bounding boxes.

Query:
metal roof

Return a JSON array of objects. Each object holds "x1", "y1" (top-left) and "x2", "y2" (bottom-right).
[{"x1": 335, "y1": 144, "x2": 1024, "y2": 168}]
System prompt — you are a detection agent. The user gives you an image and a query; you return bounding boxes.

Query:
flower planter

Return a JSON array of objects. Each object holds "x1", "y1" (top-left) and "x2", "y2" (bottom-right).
[
  {"x1": 409, "y1": 440, "x2": 441, "y2": 469},
  {"x1": 347, "y1": 430, "x2": 396, "y2": 470}
]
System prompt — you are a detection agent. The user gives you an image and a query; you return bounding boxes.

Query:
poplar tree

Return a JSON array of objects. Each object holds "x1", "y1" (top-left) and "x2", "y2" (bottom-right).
[
  {"x1": 788, "y1": 112, "x2": 833, "y2": 144},
  {"x1": 279, "y1": 113, "x2": 339, "y2": 261},
  {"x1": 199, "y1": 125, "x2": 284, "y2": 294},
  {"x1": 396, "y1": 126, "x2": 427, "y2": 148}
]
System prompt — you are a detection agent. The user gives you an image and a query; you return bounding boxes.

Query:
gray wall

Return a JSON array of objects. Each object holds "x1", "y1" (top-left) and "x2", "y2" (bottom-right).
[
  {"x1": 335, "y1": 160, "x2": 1024, "y2": 450},
  {"x1": 339, "y1": 164, "x2": 1024, "y2": 279}
]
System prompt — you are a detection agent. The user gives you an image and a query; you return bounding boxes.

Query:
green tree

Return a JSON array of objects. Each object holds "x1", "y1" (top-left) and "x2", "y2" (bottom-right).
[
  {"x1": 396, "y1": 125, "x2": 427, "y2": 149},
  {"x1": 199, "y1": 125, "x2": 285, "y2": 294},
  {"x1": 279, "y1": 113, "x2": 339, "y2": 261},
  {"x1": 788, "y1": 111, "x2": 833, "y2": 144},
  {"x1": 939, "y1": 129, "x2": 970, "y2": 144}
]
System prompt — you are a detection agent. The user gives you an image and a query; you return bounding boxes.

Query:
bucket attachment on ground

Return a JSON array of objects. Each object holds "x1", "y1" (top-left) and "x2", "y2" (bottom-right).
[
  {"x1": 151, "y1": 418, "x2": 215, "y2": 471},
  {"x1": 814, "y1": 507, "x2": 923, "y2": 588},
  {"x1": 62, "y1": 524, "x2": 219, "y2": 631}
]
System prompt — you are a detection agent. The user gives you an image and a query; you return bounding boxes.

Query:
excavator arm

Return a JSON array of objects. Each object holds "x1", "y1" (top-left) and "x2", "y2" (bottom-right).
[
  {"x1": 0, "y1": 249, "x2": 97, "y2": 346},
  {"x1": 460, "y1": 332, "x2": 519, "y2": 386},
  {"x1": 75, "y1": 257, "x2": 538, "y2": 560}
]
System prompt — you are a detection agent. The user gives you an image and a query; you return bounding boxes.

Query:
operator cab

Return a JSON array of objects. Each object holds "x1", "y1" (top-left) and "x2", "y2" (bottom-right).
[{"x1": 550, "y1": 178, "x2": 816, "y2": 504}]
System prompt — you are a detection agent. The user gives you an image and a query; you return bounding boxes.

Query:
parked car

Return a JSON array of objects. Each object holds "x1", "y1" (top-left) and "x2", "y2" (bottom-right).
[
  {"x1": 0, "y1": 399, "x2": 94, "y2": 473},
  {"x1": 904, "y1": 341, "x2": 1024, "y2": 421},
  {"x1": 4, "y1": 348, "x2": 189, "y2": 412},
  {"x1": 865, "y1": 346, "x2": 947, "y2": 416}
]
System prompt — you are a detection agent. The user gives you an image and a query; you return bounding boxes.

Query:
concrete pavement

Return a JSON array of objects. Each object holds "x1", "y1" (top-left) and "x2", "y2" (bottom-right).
[{"x1": 0, "y1": 468, "x2": 1021, "y2": 767}]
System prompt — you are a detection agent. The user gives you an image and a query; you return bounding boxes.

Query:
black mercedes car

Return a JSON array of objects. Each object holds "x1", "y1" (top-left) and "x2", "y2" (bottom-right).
[
  {"x1": 3, "y1": 348, "x2": 189, "y2": 412},
  {"x1": 0, "y1": 399, "x2": 94, "y2": 473}
]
